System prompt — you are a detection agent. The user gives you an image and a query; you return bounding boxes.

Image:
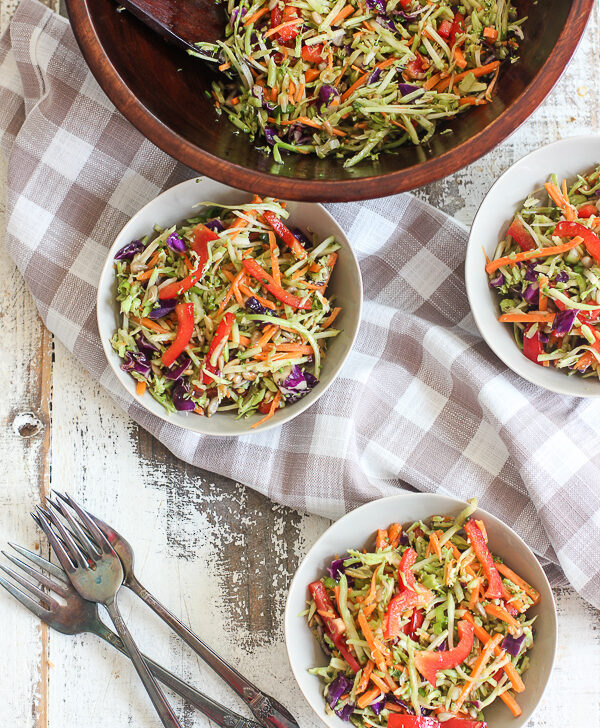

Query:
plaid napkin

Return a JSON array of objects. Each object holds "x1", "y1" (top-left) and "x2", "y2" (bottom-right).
[{"x1": 3, "y1": 0, "x2": 600, "y2": 608}]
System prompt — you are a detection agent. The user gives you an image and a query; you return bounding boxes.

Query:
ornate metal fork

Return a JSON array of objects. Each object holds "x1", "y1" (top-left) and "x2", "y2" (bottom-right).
[
  {"x1": 0, "y1": 544, "x2": 261, "y2": 728},
  {"x1": 51, "y1": 492, "x2": 299, "y2": 728},
  {"x1": 35, "y1": 502, "x2": 183, "y2": 728}
]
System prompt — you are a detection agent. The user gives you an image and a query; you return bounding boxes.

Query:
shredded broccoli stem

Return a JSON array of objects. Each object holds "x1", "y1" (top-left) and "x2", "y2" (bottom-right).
[{"x1": 194, "y1": 0, "x2": 526, "y2": 164}]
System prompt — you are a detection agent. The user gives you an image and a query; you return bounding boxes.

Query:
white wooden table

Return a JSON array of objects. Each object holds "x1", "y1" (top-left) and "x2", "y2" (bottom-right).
[{"x1": 0, "y1": 1, "x2": 599, "y2": 725}]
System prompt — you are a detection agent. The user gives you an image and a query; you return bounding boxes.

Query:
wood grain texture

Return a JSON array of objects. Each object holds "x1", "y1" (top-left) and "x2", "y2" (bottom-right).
[{"x1": 0, "y1": 0, "x2": 599, "y2": 726}]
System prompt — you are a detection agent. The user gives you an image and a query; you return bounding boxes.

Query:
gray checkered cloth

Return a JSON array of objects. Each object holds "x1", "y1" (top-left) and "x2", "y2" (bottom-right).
[{"x1": 3, "y1": 0, "x2": 600, "y2": 607}]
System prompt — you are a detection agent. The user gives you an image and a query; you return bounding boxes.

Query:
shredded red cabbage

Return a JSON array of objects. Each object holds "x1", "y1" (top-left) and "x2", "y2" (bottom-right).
[{"x1": 552, "y1": 308, "x2": 578, "y2": 335}]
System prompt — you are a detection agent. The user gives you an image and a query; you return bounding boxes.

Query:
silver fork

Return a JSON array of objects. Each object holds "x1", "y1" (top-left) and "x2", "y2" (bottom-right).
[
  {"x1": 35, "y1": 504, "x2": 183, "y2": 728},
  {"x1": 53, "y1": 492, "x2": 299, "y2": 728},
  {"x1": 0, "y1": 544, "x2": 261, "y2": 728}
]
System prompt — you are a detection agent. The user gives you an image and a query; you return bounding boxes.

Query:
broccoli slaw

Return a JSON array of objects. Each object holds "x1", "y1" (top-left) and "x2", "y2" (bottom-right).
[
  {"x1": 304, "y1": 499, "x2": 538, "y2": 726},
  {"x1": 110, "y1": 197, "x2": 341, "y2": 427},
  {"x1": 486, "y1": 164, "x2": 600, "y2": 376},
  {"x1": 193, "y1": 0, "x2": 526, "y2": 167}
]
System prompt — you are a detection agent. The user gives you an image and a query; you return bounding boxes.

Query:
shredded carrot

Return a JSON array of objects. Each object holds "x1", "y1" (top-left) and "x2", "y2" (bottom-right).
[
  {"x1": 429, "y1": 531, "x2": 443, "y2": 562},
  {"x1": 454, "y1": 47, "x2": 468, "y2": 69},
  {"x1": 454, "y1": 633, "x2": 503, "y2": 709},
  {"x1": 500, "y1": 691, "x2": 523, "y2": 717},
  {"x1": 216, "y1": 268, "x2": 245, "y2": 317},
  {"x1": 273, "y1": 344, "x2": 313, "y2": 354},
  {"x1": 495, "y1": 563, "x2": 540, "y2": 604},
  {"x1": 483, "y1": 26, "x2": 498, "y2": 41},
  {"x1": 250, "y1": 390, "x2": 281, "y2": 429},
  {"x1": 435, "y1": 61, "x2": 500, "y2": 91},
  {"x1": 498, "y1": 312, "x2": 556, "y2": 323},
  {"x1": 536, "y1": 276, "x2": 548, "y2": 311},
  {"x1": 385, "y1": 702, "x2": 406, "y2": 714},
  {"x1": 364, "y1": 565, "x2": 382, "y2": 605},
  {"x1": 369, "y1": 673, "x2": 391, "y2": 694},
  {"x1": 355, "y1": 660, "x2": 375, "y2": 695},
  {"x1": 322, "y1": 307, "x2": 342, "y2": 329},
  {"x1": 357, "y1": 612, "x2": 390, "y2": 671},
  {"x1": 545, "y1": 182, "x2": 577, "y2": 221},
  {"x1": 484, "y1": 603, "x2": 520, "y2": 630},
  {"x1": 332, "y1": 3, "x2": 355, "y2": 24},
  {"x1": 341, "y1": 57, "x2": 398, "y2": 101},
  {"x1": 468, "y1": 579, "x2": 481, "y2": 610},
  {"x1": 257, "y1": 324, "x2": 279, "y2": 348},
  {"x1": 357, "y1": 687, "x2": 381, "y2": 710},
  {"x1": 381, "y1": 524, "x2": 399, "y2": 550},
  {"x1": 462, "y1": 612, "x2": 525, "y2": 693},
  {"x1": 219, "y1": 61, "x2": 231, "y2": 71},
  {"x1": 576, "y1": 351, "x2": 595, "y2": 371},
  {"x1": 237, "y1": 282, "x2": 278, "y2": 310},
  {"x1": 305, "y1": 68, "x2": 321, "y2": 82},
  {"x1": 485, "y1": 235, "x2": 584, "y2": 273},
  {"x1": 376, "y1": 529, "x2": 388, "y2": 550},
  {"x1": 475, "y1": 520, "x2": 488, "y2": 542},
  {"x1": 243, "y1": 6, "x2": 270, "y2": 25},
  {"x1": 423, "y1": 73, "x2": 442, "y2": 90},
  {"x1": 485, "y1": 67, "x2": 500, "y2": 101},
  {"x1": 458, "y1": 97, "x2": 488, "y2": 106},
  {"x1": 334, "y1": 585, "x2": 342, "y2": 614},
  {"x1": 295, "y1": 82, "x2": 305, "y2": 103},
  {"x1": 135, "y1": 380, "x2": 147, "y2": 396},
  {"x1": 264, "y1": 18, "x2": 303, "y2": 38},
  {"x1": 130, "y1": 316, "x2": 170, "y2": 334},
  {"x1": 334, "y1": 60, "x2": 350, "y2": 86}
]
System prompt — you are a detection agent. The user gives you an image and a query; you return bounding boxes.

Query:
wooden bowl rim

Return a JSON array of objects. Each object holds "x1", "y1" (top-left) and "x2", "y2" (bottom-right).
[{"x1": 65, "y1": 0, "x2": 595, "y2": 202}]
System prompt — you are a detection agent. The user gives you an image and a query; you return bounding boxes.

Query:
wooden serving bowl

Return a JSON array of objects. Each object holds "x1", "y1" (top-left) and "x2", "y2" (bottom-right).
[{"x1": 66, "y1": 0, "x2": 594, "y2": 202}]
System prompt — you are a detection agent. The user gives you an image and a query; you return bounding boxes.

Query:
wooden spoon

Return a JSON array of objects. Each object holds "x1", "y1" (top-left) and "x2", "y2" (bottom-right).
[{"x1": 116, "y1": 0, "x2": 226, "y2": 51}]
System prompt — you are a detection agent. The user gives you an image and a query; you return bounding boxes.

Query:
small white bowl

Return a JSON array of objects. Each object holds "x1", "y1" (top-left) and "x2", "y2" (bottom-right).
[
  {"x1": 97, "y1": 177, "x2": 362, "y2": 435},
  {"x1": 465, "y1": 135, "x2": 600, "y2": 397},
  {"x1": 285, "y1": 493, "x2": 557, "y2": 728}
]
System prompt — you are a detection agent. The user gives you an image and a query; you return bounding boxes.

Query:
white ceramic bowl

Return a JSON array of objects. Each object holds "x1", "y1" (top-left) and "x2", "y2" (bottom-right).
[
  {"x1": 465, "y1": 135, "x2": 600, "y2": 397},
  {"x1": 97, "y1": 177, "x2": 362, "y2": 435},
  {"x1": 285, "y1": 493, "x2": 557, "y2": 728}
]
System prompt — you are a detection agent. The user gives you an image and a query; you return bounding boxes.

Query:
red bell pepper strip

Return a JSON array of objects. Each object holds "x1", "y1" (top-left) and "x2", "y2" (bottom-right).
[
  {"x1": 401, "y1": 608, "x2": 425, "y2": 641},
  {"x1": 578, "y1": 203, "x2": 599, "y2": 219},
  {"x1": 301, "y1": 44, "x2": 325, "y2": 63},
  {"x1": 463, "y1": 520, "x2": 502, "y2": 599},
  {"x1": 414, "y1": 620, "x2": 475, "y2": 686},
  {"x1": 507, "y1": 218, "x2": 536, "y2": 251},
  {"x1": 384, "y1": 549, "x2": 433, "y2": 639},
  {"x1": 440, "y1": 719, "x2": 487, "y2": 728},
  {"x1": 308, "y1": 582, "x2": 361, "y2": 673},
  {"x1": 161, "y1": 303, "x2": 195, "y2": 367},
  {"x1": 554, "y1": 292, "x2": 600, "y2": 322},
  {"x1": 449, "y1": 12, "x2": 465, "y2": 44},
  {"x1": 437, "y1": 19, "x2": 452, "y2": 39},
  {"x1": 554, "y1": 220, "x2": 600, "y2": 264},
  {"x1": 404, "y1": 53, "x2": 427, "y2": 80},
  {"x1": 202, "y1": 312, "x2": 235, "y2": 384},
  {"x1": 398, "y1": 547, "x2": 419, "y2": 590},
  {"x1": 242, "y1": 258, "x2": 312, "y2": 310},
  {"x1": 262, "y1": 211, "x2": 307, "y2": 260},
  {"x1": 388, "y1": 716, "x2": 440, "y2": 728},
  {"x1": 159, "y1": 224, "x2": 218, "y2": 300},
  {"x1": 522, "y1": 324, "x2": 545, "y2": 365}
]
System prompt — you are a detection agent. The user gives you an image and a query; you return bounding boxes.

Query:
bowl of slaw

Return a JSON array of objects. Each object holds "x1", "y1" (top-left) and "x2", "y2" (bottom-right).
[
  {"x1": 66, "y1": 0, "x2": 594, "y2": 201},
  {"x1": 284, "y1": 493, "x2": 557, "y2": 728},
  {"x1": 465, "y1": 135, "x2": 600, "y2": 397},
  {"x1": 96, "y1": 176, "x2": 362, "y2": 435}
]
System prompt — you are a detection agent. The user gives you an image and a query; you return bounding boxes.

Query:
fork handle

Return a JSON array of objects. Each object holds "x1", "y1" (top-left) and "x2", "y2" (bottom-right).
[
  {"x1": 105, "y1": 597, "x2": 183, "y2": 728},
  {"x1": 129, "y1": 577, "x2": 295, "y2": 727},
  {"x1": 95, "y1": 621, "x2": 261, "y2": 728}
]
